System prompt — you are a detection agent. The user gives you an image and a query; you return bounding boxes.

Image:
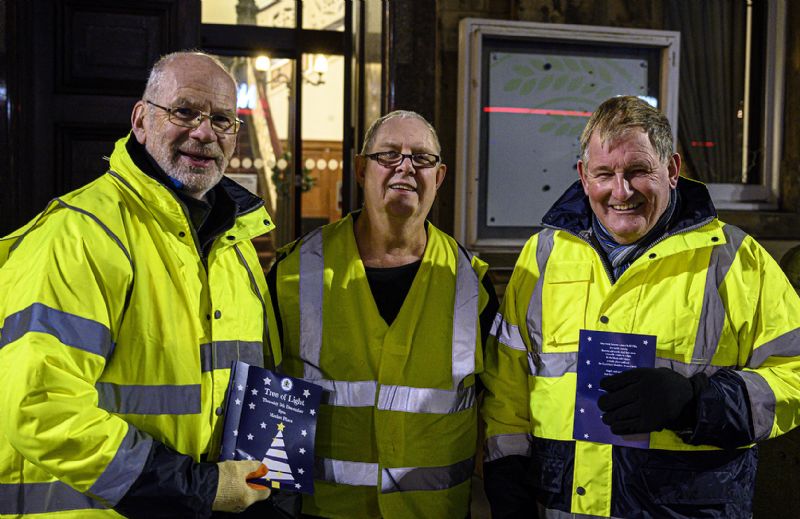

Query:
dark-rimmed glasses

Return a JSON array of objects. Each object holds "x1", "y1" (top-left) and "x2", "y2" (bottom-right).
[
  {"x1": 145, "y1": 100, "x2": 243, "y2": 135},
  {"x1": 364, "y1": 151, "x2": 440, "y2": 169}
]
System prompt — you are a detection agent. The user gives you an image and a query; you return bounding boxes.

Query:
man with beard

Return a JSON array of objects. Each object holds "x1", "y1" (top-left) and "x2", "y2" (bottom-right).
[{"x1": 0, "y1": 52, "x2": 289, "y2": 518}]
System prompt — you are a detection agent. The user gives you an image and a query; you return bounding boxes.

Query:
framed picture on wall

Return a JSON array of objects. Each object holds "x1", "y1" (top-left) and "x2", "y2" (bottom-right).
[{"x1": 455, "y1": 19, "x2": 680, "y2": 252}]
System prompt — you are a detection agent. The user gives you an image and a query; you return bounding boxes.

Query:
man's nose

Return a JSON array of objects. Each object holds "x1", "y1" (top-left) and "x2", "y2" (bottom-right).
[
  {"x1": 395, "y1": 154, "x2": 416, "y2": 175},
  {"x1": 189, "y1": 117, "x2": 218, "y2": 142},
  {"x1": 612, "y1": 173, "x2": 633, "y2": 199}
]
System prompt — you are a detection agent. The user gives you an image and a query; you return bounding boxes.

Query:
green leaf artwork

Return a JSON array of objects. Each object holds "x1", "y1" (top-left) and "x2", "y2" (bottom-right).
[
  {"x1": 537, "y1": 75, "x2": 554, "y2": 91},
  {"x1": 520, "y1": 78, "x2": 537, "y2": 95},
  {"x1": 564, "y1": 58, "x2": 580, "y2": 71},
  {"x1": 539, "y1": 121, "x2": 557, "y2": 133},
  {"x1": 513, "y1": 65, "x2": 534, "y2": 76},
  {"x1": 567, "y1": 76, "x2": 583, "y2": 91},
  {"x1": 553, "y1": 75, "x2": 568, "y2": 90},
  {"x1": 504, "y1": 78, "x2": 522, "y2": 92}
]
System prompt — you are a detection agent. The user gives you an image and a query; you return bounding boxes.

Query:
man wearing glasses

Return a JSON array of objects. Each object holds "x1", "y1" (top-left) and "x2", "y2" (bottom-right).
[
  {"x1": 0, "y1": 52, "x2": 285, "y2": 517},
  {"x1": 268, "y1": 111, "x2": 498, "y2": 518}
]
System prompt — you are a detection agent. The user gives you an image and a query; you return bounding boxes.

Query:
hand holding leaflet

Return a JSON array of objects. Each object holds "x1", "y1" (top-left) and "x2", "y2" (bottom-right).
[
  {"x1": 598, "y1": 367, "x2": 709, "y2": 435},
  {"x1": 220, "y1": 361, "x2": 323, "y2": 494}
]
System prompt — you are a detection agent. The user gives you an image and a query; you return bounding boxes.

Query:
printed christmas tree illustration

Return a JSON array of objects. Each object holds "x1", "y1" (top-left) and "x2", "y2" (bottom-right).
[{"x1": 261, "y1": 422, "x2": 295, "y2": 489}]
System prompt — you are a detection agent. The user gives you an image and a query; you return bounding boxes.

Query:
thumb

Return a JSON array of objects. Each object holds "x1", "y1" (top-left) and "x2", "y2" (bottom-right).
[{"x1": 246, "y1": 463, "x2": 269, "y2": 490}]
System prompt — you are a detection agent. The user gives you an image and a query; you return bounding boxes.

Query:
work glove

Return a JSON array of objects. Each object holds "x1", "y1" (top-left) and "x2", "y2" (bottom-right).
[
  {"x1": 598, "y1": 367, "x2": 708, "y2": 435},
  {"x1": 212, "y1": 460, "x2": 271, "y2": 513}
]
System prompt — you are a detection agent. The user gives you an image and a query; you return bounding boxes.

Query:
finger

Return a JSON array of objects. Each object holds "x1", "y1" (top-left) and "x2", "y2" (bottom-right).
[
  {"x1": 609, "y1": 417, "x2": 644, "y2": 435},
  {"x1": 246, "y1": 463, "x2": 268, "y2": 480},
  {"x1": 598, "y1": 385, "x2": 640, "y2": 412}
]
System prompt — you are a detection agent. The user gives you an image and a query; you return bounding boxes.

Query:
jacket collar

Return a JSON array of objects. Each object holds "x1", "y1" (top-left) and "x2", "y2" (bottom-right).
[
  {"x1": 541, "y1": 176, "x2": 717, "y2": 238},
  {"x1": 107, "y1": 134, "x2": 273, "y2": 241}
]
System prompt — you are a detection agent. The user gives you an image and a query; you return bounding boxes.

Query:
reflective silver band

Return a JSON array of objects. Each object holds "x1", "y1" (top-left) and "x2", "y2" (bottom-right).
[
  {"x1": 692, "y1": 225, "x2": 746, "y2": 363},
  {"x1": 88, "y1": 426, "x2": 153, "y2": 506},
  {"x1": 381, "y1": 456, "x2": 474, "y2": 493},
  {"x1": 0, "y1": 303, "x2": 114, "y2": 358},
  {"x1": 96, "y1": 382, "x2": 201, "y2": 415},
  {"x1": 315, "y1": 458, "x2": 379, "y2": 486},
  {"x1": 747, "y1": 328, "x2": 800, "y2": 368},
  {"x1": 0, "y1": 481, "x2": 106, "y2": 515},
  {"x1": 532, "y1": 351, "x2": 578, "y2": 377},
  {"x1": 299, "y1": 227, "x2": 325, "y2": 380},
  {"x1": 738, "y1": 370, "x2": 776, "y2": 441},
  {"x1": 452, "y1": 247, "x2": 479, "y2": 385},
  {"x1": 491, "y1": 312, "x2": 527, "y2": 352},
  {"x1": 377, "y1": 384, "x2": 475, "y2": 414},
  {"x1": 316, "y1": 379, "x2": 377, "y2": 407},
  {"x1": 484, "y1": 433, "x2": 533, "y2": 461},
  {"x1": 200, "y1": 340, "x2": 263, "y2": 372},
  {"x1": 530, "y1": 352, "x2": 733, "y2": 380},
  {"x1": 526, "y1": 229, "x2": 555, "y2": 375}
]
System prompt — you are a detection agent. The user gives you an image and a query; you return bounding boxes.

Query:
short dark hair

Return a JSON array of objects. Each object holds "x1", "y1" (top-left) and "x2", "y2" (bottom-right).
[{"x1": 580, "y1": 96, "x2": 673, "y2": 165}]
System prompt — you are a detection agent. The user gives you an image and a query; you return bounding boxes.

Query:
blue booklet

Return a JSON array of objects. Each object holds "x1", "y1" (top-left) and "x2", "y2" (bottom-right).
[
  {"x1": 573, "y1": 329, "x2": 656, "y2": 448},
  {"x1": 220, "y1": 361, "x2": 323, "y2": 494}
]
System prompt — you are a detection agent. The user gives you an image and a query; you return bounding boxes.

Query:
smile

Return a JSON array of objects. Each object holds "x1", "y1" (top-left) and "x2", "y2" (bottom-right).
[
  {"x1": 389, "y1": 183, "x2": 416, "y2": 192},
  {"x1": 179, "y1": 150, "x2": 217, "y2": 167},
  {"x1": 610, "y1": 202, "x2": 642, "y2": 211}
]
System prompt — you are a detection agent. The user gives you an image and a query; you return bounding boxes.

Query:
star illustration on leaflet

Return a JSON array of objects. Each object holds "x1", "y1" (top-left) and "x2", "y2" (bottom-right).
[{"x1": 261, "y1": 422, "x2": 295, "y2": 490}]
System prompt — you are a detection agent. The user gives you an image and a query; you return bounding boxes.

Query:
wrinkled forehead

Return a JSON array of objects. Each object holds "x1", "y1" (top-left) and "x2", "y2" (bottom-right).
[{"x1": 158, "y1": 57, "x2": 237, "y2": 108}]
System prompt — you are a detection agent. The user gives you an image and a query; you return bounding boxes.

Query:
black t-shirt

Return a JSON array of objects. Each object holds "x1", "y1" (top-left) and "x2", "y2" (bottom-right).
[{"x1": 364, "y1": 260, "x2": 422, "y2": 325}]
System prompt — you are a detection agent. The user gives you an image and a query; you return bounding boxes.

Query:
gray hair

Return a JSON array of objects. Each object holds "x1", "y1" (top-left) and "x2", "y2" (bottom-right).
[
  {"x1": 360, "y1": 110, "x2": 441, "y2": 155},
  {"x1": 142, "y1": 50, "x2": 236, "y2": 101},
  {"x1": 580, "y1": 96, "x2": 674, "y2": 165}
]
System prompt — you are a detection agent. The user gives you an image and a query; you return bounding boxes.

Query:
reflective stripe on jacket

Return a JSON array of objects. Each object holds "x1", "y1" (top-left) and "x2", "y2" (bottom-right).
[
  {"x1": 0, "y1": 135, "x2": 281, "y2": 517},
  {"x1": 482, "y1": 178, "x2": 800, "y2": 518},
  {"x1": 276, "y1": 214, "x2": 490, "y2": 518}
]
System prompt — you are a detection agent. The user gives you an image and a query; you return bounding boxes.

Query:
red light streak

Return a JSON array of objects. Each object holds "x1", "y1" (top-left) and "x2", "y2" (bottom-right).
[{"x1": 483, "y1": 106, "x2": 593, "y2": 117}]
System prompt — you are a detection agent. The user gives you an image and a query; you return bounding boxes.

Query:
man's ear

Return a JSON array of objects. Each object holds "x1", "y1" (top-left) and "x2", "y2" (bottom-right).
[
  {"x1": 354, "y1": 155, "x2": 366, "y2": 187},
  {"x1": 434, "y1": 163, "x2": 447, "y2": 189},
  {"x1": 668, "y1": 153, "x2": 681, "y2": 188},
  {"x1": 131, "y1": 101, "x2": 147, "y2": 144}
]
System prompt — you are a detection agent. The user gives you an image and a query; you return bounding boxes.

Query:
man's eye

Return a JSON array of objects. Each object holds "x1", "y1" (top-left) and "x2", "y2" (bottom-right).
[
  {"x1": 173, "y1": 107, "x2": 198, "y2": 119},
  {"x1": 211, "y1": 115, "x2": 233, "y2": 127},
  {"x1": 380, "y1": 151, "x2": 401, "y2": 159}
]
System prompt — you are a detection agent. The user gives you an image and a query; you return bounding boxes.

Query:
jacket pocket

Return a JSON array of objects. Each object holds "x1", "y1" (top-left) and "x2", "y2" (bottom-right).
[
  {"x1": 642, "y1": 467, "x2": 734, "y2": 505},
  {"x1": 541, "y1": 261, "x2": 592, "y2": 350}
]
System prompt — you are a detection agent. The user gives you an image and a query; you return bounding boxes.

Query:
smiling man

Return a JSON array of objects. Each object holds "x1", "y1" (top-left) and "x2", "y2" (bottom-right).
[
  {"x1": 481, "y1": 96, "x2": 800, "y2": 518},
  {"x1": 0, "y1": 52, "x2": 288, "y2": 518},
  {"x1": 268, "y1": 111, "x2": 498, "y2": 518}
]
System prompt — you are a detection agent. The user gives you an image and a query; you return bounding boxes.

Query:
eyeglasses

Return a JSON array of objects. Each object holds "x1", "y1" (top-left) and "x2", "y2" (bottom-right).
[
  {"x1": 364, "y1": 151, "x2": 440, "y2": 169},
  {"x1": 145, "y1": 100, "x2": 243, "y2": 135}
]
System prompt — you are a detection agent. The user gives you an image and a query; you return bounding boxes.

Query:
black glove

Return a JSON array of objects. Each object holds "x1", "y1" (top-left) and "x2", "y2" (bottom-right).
[{"x1": 598, "y1": 368, "x2": 708, "y2": 435}]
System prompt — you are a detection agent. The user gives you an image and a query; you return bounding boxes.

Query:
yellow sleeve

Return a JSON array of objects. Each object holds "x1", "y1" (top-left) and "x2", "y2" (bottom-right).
[
  {"x1": 0, "y1": 207, "x2": 149, "y2": 506},
  {"x1": 480, "y1": 234, "x2": 542, "y2": 461}
]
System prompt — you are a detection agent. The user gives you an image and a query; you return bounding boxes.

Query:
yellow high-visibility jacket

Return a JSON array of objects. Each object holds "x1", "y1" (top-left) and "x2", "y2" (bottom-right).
[
  {"x1": 274, "y1": 213, "x2": 491, "y2": 518},
  {"x1": 482, "y1": 178, "x2": 800, "y2": 518},
  {"x1": 0, "y1": 136, "x2": 281, "y2": 517}
]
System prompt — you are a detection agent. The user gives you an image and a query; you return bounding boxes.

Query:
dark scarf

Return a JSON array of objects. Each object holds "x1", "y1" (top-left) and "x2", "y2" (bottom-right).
[{"x1": 592, "y1": 188, "x2": 678, "y2": 282}]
